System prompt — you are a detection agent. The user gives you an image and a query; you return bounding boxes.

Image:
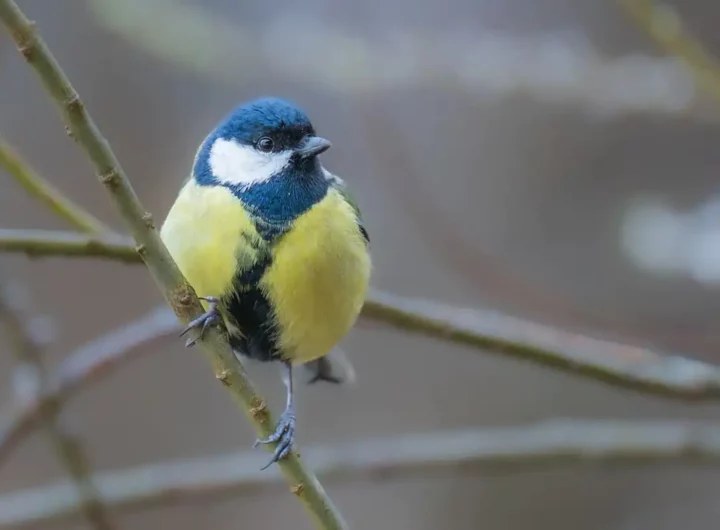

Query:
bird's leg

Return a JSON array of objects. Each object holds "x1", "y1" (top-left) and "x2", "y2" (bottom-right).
[
  {"x1": 254, "y1": 360, "x2": 296, "y2": 469},
  {"x1": 179, "y1": 296, "x2": 222, "y2": 347}
]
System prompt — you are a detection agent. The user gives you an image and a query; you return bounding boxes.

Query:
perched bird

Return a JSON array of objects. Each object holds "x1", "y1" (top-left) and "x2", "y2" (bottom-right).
[{"x1": 160, "y1": 97, "x2": 371, "y2": 468}]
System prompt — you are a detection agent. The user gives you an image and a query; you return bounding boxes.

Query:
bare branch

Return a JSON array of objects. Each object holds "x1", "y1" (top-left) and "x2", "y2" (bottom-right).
[
  {"x1": 0, "y1": 2, "x2": 347, "y2": 528},
  {"x1": 0, "y1": 229, "x2": 139, "y2": 262},
  {"x1": 0, "y1": 306, "x2": 177, "y2": 469},
  {"x1": 0, "y1": 139, "x2": 110, "y2": 233},
  {"x1": 1, "y1": 420, "x2": 719, "y2": 528},
  {"x1": 364, "y1": 289, "x2": 720, "y2": 400},
  {"x1": 0, "y1": 229, "x2": 719, "y2": 431},
  {"x1": 0, "y1": 286, "x2": 718, "y2": 472},
  {"x1": 0, "y1": 282, "x2": 117, "y2": 530}
]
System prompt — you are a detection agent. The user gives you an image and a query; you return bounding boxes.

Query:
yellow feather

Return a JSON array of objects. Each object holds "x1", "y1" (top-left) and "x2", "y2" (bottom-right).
[
  {"x1": 261, "y1": 187, "x2": 371, "y2": 362},
  {"x1": 160, "y1": 179, "x2": 258, "y2": 300},
  {"x1": 160, "y1": 180, "x2": 371, "y2": 363}
]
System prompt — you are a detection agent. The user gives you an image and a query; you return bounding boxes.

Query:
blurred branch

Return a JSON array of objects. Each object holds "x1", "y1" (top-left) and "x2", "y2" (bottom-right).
[
  {"x1": 0, "y1": 227, "x2": 720, "y2": 413},
  {"x1": 363, "y1": 289, "x2": 720, "y2": 400},
  {"x1": 0, "y1": 290, "x2": 718, "y2": 473},
  {"x1": 0, "y1": 3, "x2": 347, "y2": 529},
  {"x1": 86, "y1": 0, "x2": 710, "y2": 120},
  {"x1": 0, "y1": 139, "x2": 110, "y2": 233},
  {"x1": 0, "y1": 229, "x2": 138, "y2": 262},
  {"x1": 620, "y1": 0, "x2": 720, "y2": 103},
  {"x1": 0, "y1": 306, "x2": 176, "y2": 469},
  {"x1": 2, "y1": 419, "x2": 720, "y2": 527},
  {"x1": 0, "y1": 282, "x2": 117, "y2": 530}
]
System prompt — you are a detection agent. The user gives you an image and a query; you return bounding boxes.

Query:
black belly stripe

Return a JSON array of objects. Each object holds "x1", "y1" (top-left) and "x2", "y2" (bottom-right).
[{"x1": 224, "y1": 223, "x2": 288, "y2": 362}]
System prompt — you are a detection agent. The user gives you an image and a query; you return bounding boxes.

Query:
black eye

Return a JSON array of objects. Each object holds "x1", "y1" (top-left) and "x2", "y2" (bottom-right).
[{"x1": 257, "y1": 137, "x2": 274, "y2": 152}]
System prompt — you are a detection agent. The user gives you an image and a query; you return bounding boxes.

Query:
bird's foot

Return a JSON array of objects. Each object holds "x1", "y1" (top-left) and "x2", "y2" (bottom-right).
[
  {"x1": 254, "y1": 406, "x2": 296, "y2": 469},
  {"x1": 179, "y1": 296, "x2": 222, "y2": 347}
]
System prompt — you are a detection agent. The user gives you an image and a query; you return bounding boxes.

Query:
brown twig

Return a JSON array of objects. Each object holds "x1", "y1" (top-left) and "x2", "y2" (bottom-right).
[
  {"x1": 1, "y1": 419, "x2": 720, "y2": 528},
  {"x1": 0, "y1": 282, "x2": 117, "y2": 530}
]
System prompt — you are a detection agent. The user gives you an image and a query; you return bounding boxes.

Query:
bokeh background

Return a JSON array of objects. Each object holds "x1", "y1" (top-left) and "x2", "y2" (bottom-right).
[{"x1": 2, "y1": 0, "x2": 720, "y2": 528}]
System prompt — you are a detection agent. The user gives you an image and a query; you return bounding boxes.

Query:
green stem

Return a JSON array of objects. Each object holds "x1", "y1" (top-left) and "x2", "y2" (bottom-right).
[
  {"x1": 0, "y1": 2, "x2": 346, "y2": 529},
  {"x1": 619, "y1": 0, "x2": 720, "y2": 103},
  {"x1": 0, "y1": 139, "x2": 110, "y2": 234}
]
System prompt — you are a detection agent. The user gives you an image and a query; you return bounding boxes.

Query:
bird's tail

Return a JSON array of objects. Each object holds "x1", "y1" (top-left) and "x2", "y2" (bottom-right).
[{"x1": 301, "y1": 347, "x2": 356, "y2": 386}]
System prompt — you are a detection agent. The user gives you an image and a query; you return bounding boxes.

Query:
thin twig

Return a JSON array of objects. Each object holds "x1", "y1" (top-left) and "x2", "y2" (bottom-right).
[
  {"x1": 363, "y1": 289, "x2": 720, "y2": 400},
  {"x1": 1, "y1": 419, "x2": 720, "y2": 528},
  {"x1": 0, "y1": 139, "x2": 110, "y2": 233},
  {"x1": 0, "y1": 306, "x2": 177, "y2": 469},
  {"x1": 1, "y1": 229, "x2": 720, "y2": 401},
  {"x1": 619, "y1": 0, "x2": 720, "y2": 103},
  {"x1": 0, "y1": 282, "x2": 117, "y2": 530},
  {"x1": 0, "y1": 3, "x2": 346, "y2": 529},
  {"x1": 0, "y1": 229, "x2": 139, "y2": 262}
]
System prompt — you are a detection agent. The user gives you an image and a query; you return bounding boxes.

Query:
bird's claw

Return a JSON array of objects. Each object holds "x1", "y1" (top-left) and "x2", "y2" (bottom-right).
[
  {"x1": 254, "y1": 408, "x2": 296, "y2": 470},
  {"x1": 179, "y1": 296, "x2": 221, "y2": 347}
]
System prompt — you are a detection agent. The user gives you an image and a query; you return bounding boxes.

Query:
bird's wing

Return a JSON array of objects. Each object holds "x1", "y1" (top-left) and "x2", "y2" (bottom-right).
[{"x1": 323, "y1": 169, "x2": 369, "y2": 245}]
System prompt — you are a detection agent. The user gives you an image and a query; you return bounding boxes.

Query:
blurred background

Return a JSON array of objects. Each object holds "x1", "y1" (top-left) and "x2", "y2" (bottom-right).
[{"x1": 2, "y1": 0, "x2": 720, "y2": 528}]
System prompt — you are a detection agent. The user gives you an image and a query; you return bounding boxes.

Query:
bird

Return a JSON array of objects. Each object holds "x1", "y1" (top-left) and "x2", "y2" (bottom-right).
[{"x1": 159, "y1": 97, "x2": 371, "y2": 468}]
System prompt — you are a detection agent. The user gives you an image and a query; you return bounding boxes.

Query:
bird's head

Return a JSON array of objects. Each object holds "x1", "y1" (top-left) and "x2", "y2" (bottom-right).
[{"x1": 192, "y1": 97, "x2": 332, "y2": 222}]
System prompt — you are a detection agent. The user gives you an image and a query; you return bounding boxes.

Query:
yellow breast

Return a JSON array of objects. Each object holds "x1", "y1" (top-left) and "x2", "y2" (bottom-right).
[
  {"x1": 261, "y1": 188, "x2": 371, "y2": 363},
  {"x1": 159, "y1": 179, "x2": 263, "y2": 309},
  {"x1": 160, "y1": 180, "x2": 371, "y2": 363}
]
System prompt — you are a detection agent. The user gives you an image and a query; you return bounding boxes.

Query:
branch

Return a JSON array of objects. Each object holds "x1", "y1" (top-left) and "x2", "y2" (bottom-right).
[
  {"x1": 0, "y1": 229, "x2": 139, "y2": 262},
  {"x1": 0, "y1": 139, "x2": 110, "y2": 233},
  {"x1": 1, "y1": 419, "x2": 720, "y2": 528},
  {"x1": 0, "y1": 306, "x2": 177, "y2": 469},
  {"x1": 619, "y1": 0, "x2": 720, "y2": 103},
  {"x1": 1, "y1": 288, "x2": 719, "y2": 473},
  {"x1": 363, "y1": 289, "x2": 720, "y2": 400},
  {"x1": 0, "y1": 282, "x2": 117, "y2": 530},
  {"x1": 0, "y1": 3, "x2": 347, "y2": 529},
  {"x1": 1, "y1": 229, "x2": 720, "y2": 402}
]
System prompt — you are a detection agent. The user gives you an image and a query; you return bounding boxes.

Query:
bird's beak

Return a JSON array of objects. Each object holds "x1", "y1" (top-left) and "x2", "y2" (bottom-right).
[{"x1": 296, "y1": 136, "x2": 331, "y2": 158}]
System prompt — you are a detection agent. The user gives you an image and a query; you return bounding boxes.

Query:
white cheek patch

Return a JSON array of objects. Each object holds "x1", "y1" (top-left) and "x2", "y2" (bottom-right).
[{"x1": 208, "y1": 137, "x2": 292, "y2": 187}]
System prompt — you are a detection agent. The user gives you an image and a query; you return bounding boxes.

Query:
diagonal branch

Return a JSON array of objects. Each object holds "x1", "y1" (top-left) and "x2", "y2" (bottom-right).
[
  {"x1": 0, "y1": 2, "x2": 347, "y2": 529},
  {"x1": 1, "y1": 419, "x2": 720, "y2": 528},
  {"x1": 619, "y1": 0, "x2": 720, "y2": 103},
  {"x1": 0, "y1": 281, "x2": 117, "y2": 530},
  {"x1": 0, "y1": 139, "x2": 110, "y2": 233},
  {"x1": 363, "y1": 289, "x2": 720, "y2": 400}
]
